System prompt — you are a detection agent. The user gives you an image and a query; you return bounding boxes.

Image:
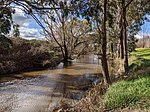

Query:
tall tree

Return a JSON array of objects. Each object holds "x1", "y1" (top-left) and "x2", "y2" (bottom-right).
[
  {"x1": 101, "y1": 0, "x2": 111, "y2": 83},
  {"x1": 0, "y1": 1, "x2": 13, "y2": 49},
  {"x1": 0, "y1": 2, "x2": 13, "y2": 36},
  {"x1": 36, "y1": 1, "x2": 92, "y2": 63},
  {"x1": 122, "y1": 0, "x2": 129, "y2": 75},
  {"x1": 121, "y1": 0, "x2": 150, "y2": 74},
  {"x1": 13, "y1": 24, "x2": 20, "y2": 38},
  {"x1": 71, "y1": 0, "x2": 111, "y2": 83}
]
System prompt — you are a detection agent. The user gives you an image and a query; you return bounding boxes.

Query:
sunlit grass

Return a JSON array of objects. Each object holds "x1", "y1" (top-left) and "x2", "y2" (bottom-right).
[
  {"x1": 132, "y1": 48, "x2": 150, "y2": 60},
  {"x1": 129, "y1": 48, "x2": 150, "y2": 70},
  {"x1": 103, "y1": 48, "x2": 150, "y2": 110},
  {"x1": 104, "y1": 77, "x2": 150, "y2": 109}
]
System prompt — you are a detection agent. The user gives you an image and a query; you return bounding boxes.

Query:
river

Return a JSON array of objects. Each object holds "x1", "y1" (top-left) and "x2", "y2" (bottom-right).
[{"x1": 0, "y1": 55, "x2": 101, "y2": 112}]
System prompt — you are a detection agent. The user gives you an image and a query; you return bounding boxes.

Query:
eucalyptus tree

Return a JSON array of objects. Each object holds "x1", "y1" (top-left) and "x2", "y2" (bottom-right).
[
  {"x1": 127, "y1": 0, "x2": 150, "y2": 49},
  {"x1": 7, "y1": 0, "x2": 73, "y2": 63},
  {"x1": 15, "y1": 0, "x2": 91, "y2": 63},
  {"x1": 0, "y1": 1, "x2": 13, "y2": 36},
  {"x1": 116, "y1": 0, "x2": 150, "y2": 74},
  {"x1": 70, "y1": 0, "x2": 111, "y2": 83},
  {"x1": 63, "y1": 19, "x2": 92, "y2": 58},
  {"x1": 13, "y1": 24, "x2": 20, "y2": 38},
  {"x1": 41, "y1": 12, "x2": 92, "y2": 63},
  {"x1": 0, "y1": 0, "x2": 14, "y2": 49},
  {"x1": 42, "y1": 1, "x2": 72, "y2": 63}
]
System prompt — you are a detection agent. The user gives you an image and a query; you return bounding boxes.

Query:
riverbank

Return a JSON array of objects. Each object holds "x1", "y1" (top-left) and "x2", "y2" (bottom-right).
[
  {"x1": 0, "y1": 55, "x2": 102, "y2": 112},
  {"x1": 0, "y1": 38, "x2": 62, "y2": 75},
  {"x1": 58, "y1": 48, "x2": 150, "y2": 112}
]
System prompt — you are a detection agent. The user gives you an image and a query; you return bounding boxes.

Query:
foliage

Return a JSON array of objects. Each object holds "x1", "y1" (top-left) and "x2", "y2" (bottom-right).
[
  {"x1": 0, "y1": 4, "x2": 13, "y2": 35},
  {"x1": 128, "y1": 36, "x2": 138, "y2": 52},
  {"x1": 41, "y1": 8, "x2": 92, "y2": 61},
  {"x1": 0, "y1": 1, "x2": 13, "y2": 50},
  {"x1": 13, "y1": 24, "x2": 20, "y2": 38},
  {"x1": 0, "y1": 38, "x2": 61, "y2": 75},
  {"x1": 0, "y1": 35, "x2": 12, "y2": 49}
]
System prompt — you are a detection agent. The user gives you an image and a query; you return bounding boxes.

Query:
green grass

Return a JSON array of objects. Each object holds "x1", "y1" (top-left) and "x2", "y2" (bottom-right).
[
  {"x1": 104, "y1": 77, "x2": 150, "y2": 109},
  {"x1": 103, "y1": 48, "x2": 150, "y2": 110},
  {"x1": 132, "y1": 48, "x2": 150, "y2": 60},
  {"x1": 129, "y1": 48, "x2": 150, "y2": 71}
]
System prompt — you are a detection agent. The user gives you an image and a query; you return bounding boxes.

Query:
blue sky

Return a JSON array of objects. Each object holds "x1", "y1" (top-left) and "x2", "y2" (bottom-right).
[
  {"x1": 12, "y1": 6, "x2": 44, "y2": 40},
  {"x1": 12, "y1": 7, "x2": 150, "y2": 40},
  {"x1": 139, "y1": 17, "x2": 150, "y2": 34},
  {"x1": 136, "y1": 20, "x2": 150, "y2": 38}
]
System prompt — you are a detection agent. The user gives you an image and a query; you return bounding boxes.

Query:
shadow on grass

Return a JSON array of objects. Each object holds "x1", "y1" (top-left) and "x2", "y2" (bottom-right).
[
  {"x1": 129, "y1": 48, "x2": 150, "y2": 72},
  {"x1": 128, "y1": 57, "x2": 150, "y2": 80}
]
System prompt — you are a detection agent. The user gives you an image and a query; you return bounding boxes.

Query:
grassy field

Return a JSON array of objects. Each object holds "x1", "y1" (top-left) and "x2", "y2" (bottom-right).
[
  {"x1": 130, "y1": 48, "x2": 150, "y2": 68},
  {"x1": 132, "y1": 48, "x2": 150, "y2": 60},
  {"x1": 103, "y1": 48, "x2": 150, "y2": 111}
]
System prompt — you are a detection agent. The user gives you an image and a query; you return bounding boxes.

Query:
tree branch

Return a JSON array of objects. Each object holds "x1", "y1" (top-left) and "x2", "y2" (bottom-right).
[
  {"x1": 125, "y1": 0, "x2": 134, "y2": 8},
  {"x1": 13, "y1": 0, "x2": 72, "y2": 11}
]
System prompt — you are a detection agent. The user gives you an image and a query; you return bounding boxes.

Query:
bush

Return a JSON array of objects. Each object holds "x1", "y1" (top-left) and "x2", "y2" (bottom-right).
[
  {"x1": 0, "y1": 35, "x2": 12, "y2": 49},
  {"x1": 0, "y1": 38, "x2": 62, "y2": 75}
]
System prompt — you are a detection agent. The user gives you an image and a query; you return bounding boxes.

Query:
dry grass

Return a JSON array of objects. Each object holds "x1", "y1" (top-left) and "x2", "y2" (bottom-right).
[{"x1": 53, "y1": 83, "x2": 109, "y2": 112}]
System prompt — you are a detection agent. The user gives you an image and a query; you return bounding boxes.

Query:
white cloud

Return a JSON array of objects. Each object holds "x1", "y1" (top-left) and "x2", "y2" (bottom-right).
[
  {"x1": 12, "y1": 6, "x2": 45, "y2": 40},
  {"x1": 19, "y1": 27, "x2": 45, "y2": 40},
  {"x1": 23, "y1": 23, "x2": 30, "y2": 27},
  {"x1": 135, "y1": 34, "x2": 142, "y2": 39},
  {"x1": 135, "y1": 33, "x2": 150, "y2": 39},
  {"x1": 12, "y1": 7, "x2": 32, "y2": 26}
]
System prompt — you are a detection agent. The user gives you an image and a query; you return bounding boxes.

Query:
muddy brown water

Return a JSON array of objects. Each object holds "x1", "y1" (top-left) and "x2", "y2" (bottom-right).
[{"x1": 0, "y1": 55, "x2": 101, "y2": 112}]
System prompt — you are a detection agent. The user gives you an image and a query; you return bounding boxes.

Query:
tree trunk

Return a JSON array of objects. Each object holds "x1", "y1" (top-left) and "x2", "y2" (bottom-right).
[
  {"x1": 142, "y1": 37, "x2": 145, "y2": 48},
  {"x1": 122, "y1": 0, "x2": 129, "y2": 75},
  {"x1": 101, "y1": 0, "x2": 111, "y2": 84},
  {"x1": 117, "y1": 42, "x2": 120, "y2": 58},
  {"x1": 64, "y1": 43, "x2": 68, "y2": 64},
  {"x1": 62, "y1": 17, "x2": 68, "y2": 64},
  {"x1": 120, "y1": 27, "x2": 124, "y2": 59}
]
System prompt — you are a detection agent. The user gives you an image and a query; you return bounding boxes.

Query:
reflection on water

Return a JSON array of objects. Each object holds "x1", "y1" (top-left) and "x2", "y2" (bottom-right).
[{"x1": 0, "y1": 55, "x2": 101, "y2": 112}]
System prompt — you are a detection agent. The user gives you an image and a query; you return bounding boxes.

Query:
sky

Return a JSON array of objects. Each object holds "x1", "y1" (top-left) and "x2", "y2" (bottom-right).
[
  {"x1": 12, "y1": 6, "x2": 45, "y2": 40},
  {"x1": 137, "y1": 16, "x2": 150, "y2": 37},
  {"x1": 12, "y1": 6, "x2": 150, "y2": 40}
]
